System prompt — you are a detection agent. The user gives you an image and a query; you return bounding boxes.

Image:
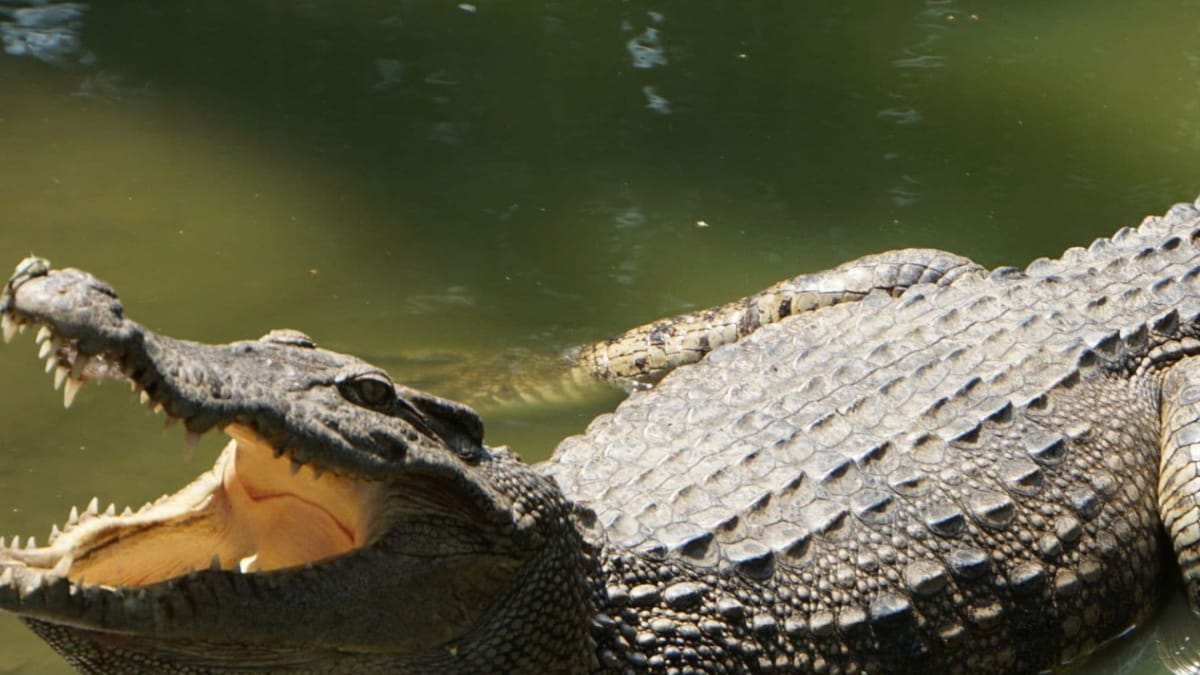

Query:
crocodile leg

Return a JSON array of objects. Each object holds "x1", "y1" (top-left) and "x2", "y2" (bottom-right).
[
  {"x1": 1159, "y1": 355, "x2": 1200, "y2": 605},
  {"x1": 573, "y1": 248, "x2": 985, "y2": 386}
]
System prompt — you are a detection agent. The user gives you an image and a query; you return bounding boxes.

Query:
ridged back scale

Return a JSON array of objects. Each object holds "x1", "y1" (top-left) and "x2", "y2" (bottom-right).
[{"x1": 543, "y1": 202, "x2": 1200, "y2": 576}]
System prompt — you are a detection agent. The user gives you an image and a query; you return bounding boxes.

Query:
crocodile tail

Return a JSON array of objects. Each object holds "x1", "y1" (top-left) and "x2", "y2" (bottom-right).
[{"x1": 574, "y1": 248, "x2": 985, "y2": 386}]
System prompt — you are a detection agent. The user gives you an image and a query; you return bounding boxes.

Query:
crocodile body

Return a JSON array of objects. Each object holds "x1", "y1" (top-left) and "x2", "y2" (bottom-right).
[{"x1": 4, "y1": 199, "x2": 1200, "y2": 673}]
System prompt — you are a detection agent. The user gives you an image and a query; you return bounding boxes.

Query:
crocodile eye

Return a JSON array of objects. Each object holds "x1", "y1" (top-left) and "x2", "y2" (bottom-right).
[{"x1": 338, "y1": 373, "x2": 395, "y2": 409}]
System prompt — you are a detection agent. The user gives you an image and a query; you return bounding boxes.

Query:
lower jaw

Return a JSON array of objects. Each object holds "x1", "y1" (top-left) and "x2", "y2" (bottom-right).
[{"x1": 2, "y1": 427, "x2": 379, "y2": 594}]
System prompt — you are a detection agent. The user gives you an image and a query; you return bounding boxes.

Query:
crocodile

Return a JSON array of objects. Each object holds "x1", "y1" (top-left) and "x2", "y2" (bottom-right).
[{"x1": 4, "y1": 198, "x2": 1200, "y2": 673}]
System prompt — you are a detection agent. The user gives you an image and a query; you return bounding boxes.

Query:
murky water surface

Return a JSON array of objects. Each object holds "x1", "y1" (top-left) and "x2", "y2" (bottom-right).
[{"x1": 2, "y1": 2, "x2": 1200, "y2": 672}]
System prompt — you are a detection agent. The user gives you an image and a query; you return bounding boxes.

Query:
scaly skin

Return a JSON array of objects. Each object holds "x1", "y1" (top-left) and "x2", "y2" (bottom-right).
[{"x1": 5, "y1": 198, "x2": 1200, "y2": 673}]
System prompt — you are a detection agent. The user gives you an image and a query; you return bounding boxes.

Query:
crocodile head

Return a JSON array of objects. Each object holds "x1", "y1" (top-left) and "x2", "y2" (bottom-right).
[{"x1": 0, "y1": 257, "x2": 592, "y2": 673}]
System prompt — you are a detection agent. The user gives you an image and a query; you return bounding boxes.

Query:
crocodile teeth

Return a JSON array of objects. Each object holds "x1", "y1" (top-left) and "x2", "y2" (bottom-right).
[
  {"x1": 2, "y1": 314, "x2": 17, "y2": 343},
  {"x1": 53, "y1": 366, "x2": 68, "y2": 390},
  {"x1": 48, "y1": 525, "x2": 61, "y2": 544},
  {"x1": 37, "y1": 340, "x2": 53, "y2": 359},
  {"x1": 67, "y1": 506, "x2": 79, "y2": 527},
  {"x1": 85, "y1": 497, "x2": 99, "y2": 517},
  {"x1": 238, "y1": 553, "x2": 258, "y2": 573},
  {"x1": 24, "y1": 536, "x2": 36, "y2": 550},
  {"x1": 63, "y1": 378, "x2": 83, "y2": 408},
  {"x1": 50, "y1": 557, "x2": 71, "y2": 578},
  {"x1": 140, "y1": 389, "x2": 166, "y2": 415},
  {"x1": 35, "y1": 326, "x2": 51, "y2": 344},
  {"x1": 45, "y1": 355, "x2": 58, "y2": 374},
  {"x1": 184, "y1": 432, "x2": 201, "y2": 462},
  {"x1": 69, "y1": 355, "x2": 89, "y2": 380}
]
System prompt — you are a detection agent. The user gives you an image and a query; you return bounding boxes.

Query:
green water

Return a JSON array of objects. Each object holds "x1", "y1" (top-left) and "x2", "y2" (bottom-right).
[{"x1": 1, "y1": 1, "x2": 1200, "y2": 672}]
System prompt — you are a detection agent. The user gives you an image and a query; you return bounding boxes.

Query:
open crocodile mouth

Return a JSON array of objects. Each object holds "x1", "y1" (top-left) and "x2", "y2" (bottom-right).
[{"x1": 0, "y1": 315, "x2": 386, "y2": 606}]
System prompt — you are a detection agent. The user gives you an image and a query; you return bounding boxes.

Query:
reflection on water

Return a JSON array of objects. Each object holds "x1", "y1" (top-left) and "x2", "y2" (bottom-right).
[
  {"x1": 641, "y1": 85, "x2": 671, "y2": 115},
  {"x1": 0, "y1": 1, "x2": 90, "y2": 67},
  {"x1": 404, "y1": 285, "x2": 475, "y2": 314},
  {"x1": 876, "y1": 2, "x2": 969, "y2": 208},
  {"x1": 624, "y1": 10, "x2": 672, "y2": 114},
  {"x1": 626, "y1": 21, "x2": 668, "y2": 70},
  {"x1": 2, "y1": 2, "x2": 1200, "y2": 673},
  {"x1": 372, "y1": 58, "x2": 404, "y2": 91},
  {"x1": 877, "y1": 106, "x2": 923, "y2": 125}
]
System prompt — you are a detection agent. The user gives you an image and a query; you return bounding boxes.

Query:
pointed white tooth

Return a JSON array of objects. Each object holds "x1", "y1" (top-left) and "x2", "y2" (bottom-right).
[
  {"x1": 153, "y1": 403, "x2": 164, "y2": 415},
  {"x1": 50, "y1": 556, "x2": 71, "y2": 578},
  {"x1": 45, "y1": 356, "x2": 57, "y2": 373},
  {"x1": 2, "y1": 315, "x2": 17, "y2": 343},
  {"x1": 49, "y1": 525, "x2": 61, "y2": 543},
  {"x1": 9, "y1": 536, "x2": 20, "y2": 550},
  {"x1": 63, "y1": 378, "x2": 82, "y2": 408},
  {"x1": 0, "y1": 536, "x2": 6, "y2": 549},
  {"x1": 184, "y1": 432, "x2": 201, "y2": 461},
  {"x1": 139, "y1": 391, "x2": 151, "y2": 405},
  {"x1": 66, "y1": 506, "x2": 79, "y2": 527},
  {"x1": 121, "y1": 506, "x2": 133, "y2": 517},
  {"x1": 238, "y1": 553, "x2": 258, "y2": 574},
  {"x1": 86, "y1": 497, "x2": 99, "y2": 516},
  {"x1": 104, "y1": 503, "x2": 116, "y2": 517},
  {"x1": 53, "y1": 366, "x2": 68, "y2": 390},
  {"x1": 129, "y1": 380, "x2": 138, "y2": 392},
  {"x1": 210, "y1": 554, "x2": 222, "y2": 571},
  {"x1": 35, "y1": 326, "x2": 51, "y2": 344},
  {"x1": 37, "y1": 340, "x2": 53, "y2": 359},
  {"x1": 70, "y1": 355, "x2": 89, "y2": 380},
  {"x1": 17, "y1": 323, "x2": 26, "y2": 335},
  {"x1": 24, "y1": 537, "x2": 35, "y2": 550}
]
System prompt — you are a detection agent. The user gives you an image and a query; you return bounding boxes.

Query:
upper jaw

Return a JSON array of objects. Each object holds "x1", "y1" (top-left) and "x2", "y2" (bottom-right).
[{"x1": 1, "y1": 256, "x2": 454, "y2": 478}]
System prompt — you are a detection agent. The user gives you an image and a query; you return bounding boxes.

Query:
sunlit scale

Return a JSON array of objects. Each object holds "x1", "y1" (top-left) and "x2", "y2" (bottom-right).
[{"x1": 0, "y1": 316, "x2": 386, "y2": 595}]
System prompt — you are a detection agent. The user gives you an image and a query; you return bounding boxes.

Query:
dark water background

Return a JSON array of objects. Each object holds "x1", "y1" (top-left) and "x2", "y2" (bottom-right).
[{"x1": 2, "y1": 2, "x2": 1200, "y2": 672}]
